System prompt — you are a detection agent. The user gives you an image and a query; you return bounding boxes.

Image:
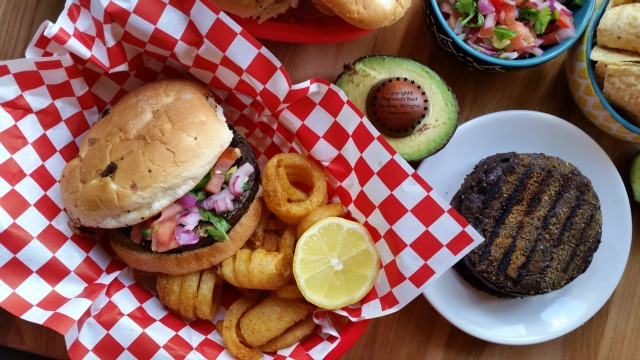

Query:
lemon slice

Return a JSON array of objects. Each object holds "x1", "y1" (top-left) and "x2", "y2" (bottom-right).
[{"x1": 293, "y1": 217, "x2": 380, "y2": 310}]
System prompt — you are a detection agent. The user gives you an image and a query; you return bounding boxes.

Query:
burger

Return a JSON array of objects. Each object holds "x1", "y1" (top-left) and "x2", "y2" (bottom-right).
[
  {"x1": 210, "y1": 0, "x2": 412, "y2": 29},
  {"x1": 60, "y1": 79, "x2": 262, "y2": 275},
  {"x1": 210, "y1": 0, "x2": 300, "y2": 23}
]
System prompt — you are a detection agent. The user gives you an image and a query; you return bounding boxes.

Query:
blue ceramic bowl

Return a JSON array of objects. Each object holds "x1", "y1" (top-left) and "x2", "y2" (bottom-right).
[
  {"x1": 423, "y1": 0, "x2": 595, "y2": 72},
  {"x1": 566, "y1": 0, "x2": 640, "y2": 142}
]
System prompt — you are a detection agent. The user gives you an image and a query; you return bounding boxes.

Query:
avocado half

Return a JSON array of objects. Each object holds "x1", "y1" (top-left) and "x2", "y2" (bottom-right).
[{"x1": 336, "y1": 55, "x2": 459, "y2": 162}]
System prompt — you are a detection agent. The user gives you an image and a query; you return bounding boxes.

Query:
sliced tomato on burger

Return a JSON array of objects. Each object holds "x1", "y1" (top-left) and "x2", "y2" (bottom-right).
[
  {"x1": 151, "y1": 217, "x2": 180, "y2": 252},
  {"x1": 204, "y1": 147, "x2": 242, "y2": 194}
]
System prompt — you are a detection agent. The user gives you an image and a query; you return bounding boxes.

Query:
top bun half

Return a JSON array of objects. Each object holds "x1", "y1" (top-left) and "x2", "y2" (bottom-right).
[
  {"x1": 211, "y1": 0, "x2": 299, "y2": 22},
  {"x1": 313, "y1": 0, "x2": 412, "y2": 29},
  {"x1": 60, "y1": 79, "x2": 233, "y2": 228}
]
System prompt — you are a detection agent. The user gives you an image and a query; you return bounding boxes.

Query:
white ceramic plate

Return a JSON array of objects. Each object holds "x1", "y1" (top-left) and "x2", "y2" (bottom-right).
[{"x1": 417, "y1": 110, "x2": 632, "y2": 345}]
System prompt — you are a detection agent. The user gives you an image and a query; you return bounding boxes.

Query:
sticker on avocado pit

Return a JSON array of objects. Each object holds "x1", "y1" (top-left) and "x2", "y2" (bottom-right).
[{"x1": 366, "y1": 77, "x2": 429, "y2": 138}]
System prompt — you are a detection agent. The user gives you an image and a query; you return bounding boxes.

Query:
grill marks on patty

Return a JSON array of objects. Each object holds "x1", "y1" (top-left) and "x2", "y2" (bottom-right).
[{"x1": 452, "y1": 152, "x2": 602, "y2": 297}]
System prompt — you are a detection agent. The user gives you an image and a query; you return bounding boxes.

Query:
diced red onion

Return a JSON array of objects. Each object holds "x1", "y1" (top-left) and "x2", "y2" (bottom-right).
[
  {"x1": 556, "y1": 25, "x2": 576, "y2": 42},
  {"x1": 532, "y1": 0, "x2": 546, "y2": 10},
  {"x1": 530, "y1": 47, "x2": 544, "y2": 56},
  {"x1": 477, "y1": 42, "x2": 496, "y2": 51},
  {"x1": 439, "y1": 2, "x2": 454, "y2": 15},
  {"x1": 472, "y1": 42, "x2": 499, "y2": 56},
  {"x1": 558, "y1": 4, "x2": 573, "y2": 17},
  {"x1": 176, "y1": 193, "x2": 198, "y2": 208},
  {"x1": 228, "y1": 163, "x2": 254, "y2": 196},
  {"x1": 498, "y1": 51, "x2": 519, "y2": 60},
  {"x1": 478, "y1": 0, "x2": 495, "y2": 15},
  {"x1": 174, "y1": 225, "x2": 199, "y2": 245},
  {"x1": 177, "y1": 209, "x2": 201, "y2": 230},
  {"x1": 200, "y1": 188, "x2": 236, "y2": 213},
  {"x1": 454, "y1": 20, "x2": 465, "y2": 35},
  {"x1": 483, "y1": 12, "x2": 497, "y2": 30}
]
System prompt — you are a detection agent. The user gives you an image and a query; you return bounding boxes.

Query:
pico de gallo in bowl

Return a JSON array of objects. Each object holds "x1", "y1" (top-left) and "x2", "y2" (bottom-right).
[{"x1": 423, "y1": 0, "x2": 595, "y2": 70}]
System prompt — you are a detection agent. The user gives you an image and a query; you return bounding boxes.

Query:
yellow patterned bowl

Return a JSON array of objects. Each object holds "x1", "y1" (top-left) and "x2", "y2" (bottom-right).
[{"x1": 565, "y1": 0, "x2": 640, "y2": 142}]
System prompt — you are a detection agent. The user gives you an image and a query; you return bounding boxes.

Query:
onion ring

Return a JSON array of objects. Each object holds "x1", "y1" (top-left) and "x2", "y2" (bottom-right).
[
  {"x1": 262, "y1": 153, "x2": 328, "y2": 225},
  {"x1": 260, "y1": 314, "x2": 317, "y2": 353},
  {"x1": 178, "y1": 271, "x2": 200, "y2": 321},
  {"x1": 296, "y1": 202, "x2": 345, "y2": 238},
  {"x1": 222, "y1": 296, "x2": 262, "y2": 360}
]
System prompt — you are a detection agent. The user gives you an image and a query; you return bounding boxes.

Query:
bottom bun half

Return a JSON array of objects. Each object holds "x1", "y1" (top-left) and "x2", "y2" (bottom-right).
[{"x1": 110, "y1": 196, "x2": 263, "y2": 275}]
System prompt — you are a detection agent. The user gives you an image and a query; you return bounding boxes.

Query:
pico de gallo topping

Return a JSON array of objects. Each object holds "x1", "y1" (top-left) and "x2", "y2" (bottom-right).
[
  {"x1": 437, "y1": 0, "x2": 581, "y2": 59},
  {"x1": 130, "y1": 147, "x2": 255, "y2": 253}
]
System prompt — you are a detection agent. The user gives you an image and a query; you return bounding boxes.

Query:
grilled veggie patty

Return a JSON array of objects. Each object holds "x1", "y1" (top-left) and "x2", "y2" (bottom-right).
[{"x1": 452, "y1": 152, "x2": 602, "y2": 297}]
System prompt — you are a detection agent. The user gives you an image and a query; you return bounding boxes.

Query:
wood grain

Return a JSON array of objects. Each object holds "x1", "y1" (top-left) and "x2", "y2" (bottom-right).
[{"x1": 1, "y1": 1, "x2": 639, "y2": 359}]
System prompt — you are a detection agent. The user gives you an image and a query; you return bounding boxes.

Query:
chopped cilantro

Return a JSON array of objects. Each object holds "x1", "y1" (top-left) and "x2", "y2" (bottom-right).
[
  {"x1": 141, "y1": 227, "x2": 151, "y2": 239},
  {"x1": 454, "y1": 0, "x2": 484, "y2": 27},
  {"x1": 193, "y1": 171, "x2": 212, "y2": 191},
  {"x1": 493, "y1": 26, "x2": 518, "y2": 39},
  {"x1": 225, "y1": 166, "x2": 237, "y2": 182},
  {"x1": 519, "y1": 7, "x2": 552, "y2": 34},
  {"x1": 190, "y1": 189, "x2": 207, "y2": 201},
  {"x1": 198, "y1": 208, "x2": 230, "y2": 241}
]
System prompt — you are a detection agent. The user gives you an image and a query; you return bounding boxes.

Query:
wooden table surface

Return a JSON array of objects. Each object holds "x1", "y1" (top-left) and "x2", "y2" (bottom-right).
[{"x1": 1, "y1": 1, "x2": 639, "y2": 359}]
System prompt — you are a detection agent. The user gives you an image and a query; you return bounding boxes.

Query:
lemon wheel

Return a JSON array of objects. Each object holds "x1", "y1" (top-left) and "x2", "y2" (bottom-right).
[{"x1": 292, "y1": 217, "x2": 380, "y2": 310}]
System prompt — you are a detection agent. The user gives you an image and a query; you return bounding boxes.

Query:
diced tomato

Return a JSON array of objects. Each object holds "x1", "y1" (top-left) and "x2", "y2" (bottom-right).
[
  {"x1": 539, "y1": 31, "x2": 560, "y2": 45},
  {"x1": 478, "y1": 25, "x2": 494, "y2": 38},
  {"x1": 204, "y1": 147, "x2": 242, "y2": 194},
  {"x1": 145, "y1": 203, "x2": 186, "y2": 251},
  {"x1": 500, "y1": 1, "x2": 517, "y2": 26},
  {"x1": 490, "y1": 0, "x2": 503, "y2": 10},
  {"x1": 505, "y1": 21, "x2": 535, "y2": 51},
  {"x1": 478, "y1": 11, "x2": 496, "y2": 38},
  {"x1": 151, "y1": 217, "x2": 180, "y2": 252},
  {"x1": 538, "y1": 23, "x2": 561, "y2": 45},
  {"x1": 153, "y1": 203, "x2": 185, "y2": 225},
  {"x1": 556, "y1": 13, "x2": 572, "y2": 29},
  {"x1": 130, "y1": 219, "x2": 154, "y2": 244},
  {"x1": 446, "y1": 14, "x2": 459, "y2": 30}
]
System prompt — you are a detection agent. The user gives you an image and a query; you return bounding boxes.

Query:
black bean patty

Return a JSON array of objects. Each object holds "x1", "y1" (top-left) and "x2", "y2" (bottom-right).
[{"x1": 452, "y1": 152, "x2": 602, "y2": 297}]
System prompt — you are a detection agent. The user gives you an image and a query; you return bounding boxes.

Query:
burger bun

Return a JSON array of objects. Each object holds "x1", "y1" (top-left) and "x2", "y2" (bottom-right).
[{"x1": 60, "y1": 79, "x2": 233, "y2": 229}]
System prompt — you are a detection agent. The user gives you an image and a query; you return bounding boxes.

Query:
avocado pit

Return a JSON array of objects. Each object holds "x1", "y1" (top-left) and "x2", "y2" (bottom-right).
[{"x1": 366, "y1": 77, "x2": 429, "y2": 138}]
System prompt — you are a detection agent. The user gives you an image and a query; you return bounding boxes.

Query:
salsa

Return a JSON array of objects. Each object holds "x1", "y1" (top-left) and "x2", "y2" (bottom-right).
[{"x1": 438, "y1": 0, "x2": 580, "y2": 59}]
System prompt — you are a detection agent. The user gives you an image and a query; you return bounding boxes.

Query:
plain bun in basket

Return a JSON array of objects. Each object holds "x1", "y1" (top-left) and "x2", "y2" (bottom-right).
[
  {"x1": 311, "y1": 0, "x2": 412, "y2": 29},
  {"x1": 210, "y1": 0, "x2": 300, "y2": 22},
  {"x1": 60, "y1": 78, "x2": 263, "y2": 275}
]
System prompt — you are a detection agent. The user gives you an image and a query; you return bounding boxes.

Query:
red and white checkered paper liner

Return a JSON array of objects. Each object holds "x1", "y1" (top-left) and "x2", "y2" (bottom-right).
[{"x1": 0, "y1": 0, "x2": 483, "y2": 358}]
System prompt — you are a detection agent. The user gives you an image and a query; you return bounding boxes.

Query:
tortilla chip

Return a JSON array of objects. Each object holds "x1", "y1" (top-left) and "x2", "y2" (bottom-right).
[
  {"x1": 602, "y1": 65, "x2": 640, "y2": 124},
  {"x1": 597, "y1": 3, "x2": 640, "y2": 52},
  {"x1": 607, "y1": 0, "x2": 639, "y2": 8},
  {"x1": 590, "y1": 45, "x2": 640, "y2": 63},
  {"x1": 594, "y1": 61, "x2": 608, "y2": 88}
]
